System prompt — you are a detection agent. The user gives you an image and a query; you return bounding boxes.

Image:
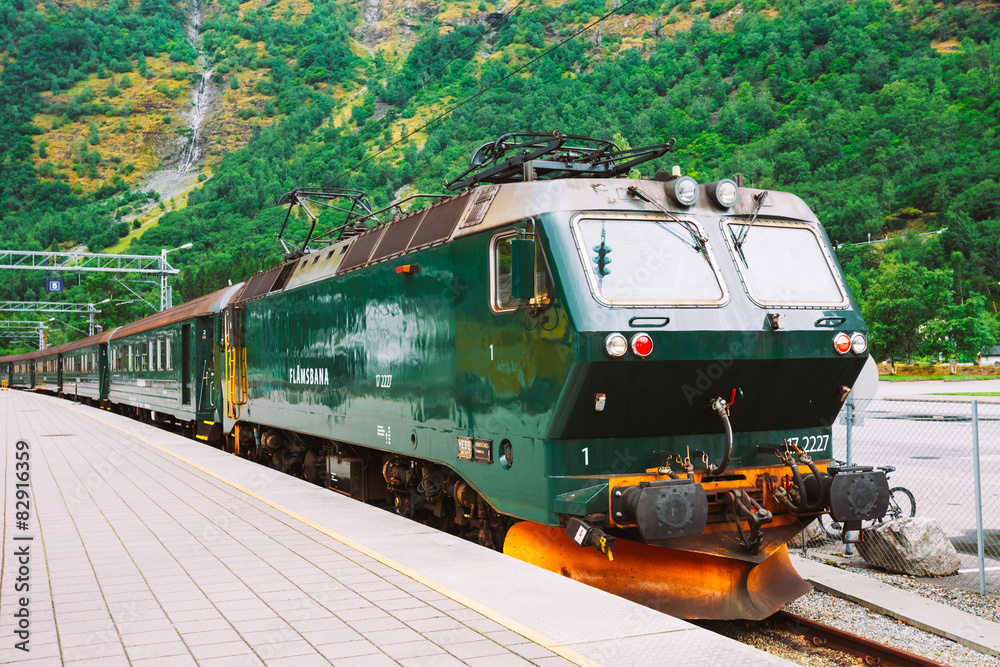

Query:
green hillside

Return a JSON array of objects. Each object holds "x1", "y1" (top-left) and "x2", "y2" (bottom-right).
[{"x1": 1, "y1": 0, "x2": 998, "y2": 360}]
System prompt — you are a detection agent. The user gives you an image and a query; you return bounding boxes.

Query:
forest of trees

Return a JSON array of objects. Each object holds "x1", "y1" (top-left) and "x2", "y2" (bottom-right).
[{"x1": 0, "y1": 0, "x2": 998, "y2": 363}]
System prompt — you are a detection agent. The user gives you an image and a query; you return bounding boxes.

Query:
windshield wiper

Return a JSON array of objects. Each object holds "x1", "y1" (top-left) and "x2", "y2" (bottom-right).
[
  {"x1": 733, "y1": 191, "x2": 768, "y2": 252},
  {"x1": 626, "y1": 186, "x2": 709, "y2": 255}
]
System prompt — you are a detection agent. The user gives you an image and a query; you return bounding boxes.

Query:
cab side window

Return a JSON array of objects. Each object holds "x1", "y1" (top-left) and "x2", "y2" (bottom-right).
[{"x1": 490, "y1": 219, "x2": 553, "y2": 313}]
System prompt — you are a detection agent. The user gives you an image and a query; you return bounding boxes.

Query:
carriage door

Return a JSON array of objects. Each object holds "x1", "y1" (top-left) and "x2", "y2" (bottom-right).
[{"x1": 182, "y1": 323, "x2": 192, "y2": 404}]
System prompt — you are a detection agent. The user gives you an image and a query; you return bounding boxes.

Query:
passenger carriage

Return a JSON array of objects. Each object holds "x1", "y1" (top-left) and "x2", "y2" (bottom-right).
[
  {"x1": 61, "y1": 330, "x2": 117, "y2": 405},
  {"x1": 106, "y1": 286, "x2": 240, "y2": 439}
]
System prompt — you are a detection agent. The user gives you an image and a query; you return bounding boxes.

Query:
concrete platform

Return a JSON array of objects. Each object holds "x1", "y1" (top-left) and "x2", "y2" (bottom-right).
[
  {"x1": 790, "y1": 554, "x2": 1000, "y2": 658},
  {"x1": 1, "y1": 390, "x2": 793, "y2": 666}
]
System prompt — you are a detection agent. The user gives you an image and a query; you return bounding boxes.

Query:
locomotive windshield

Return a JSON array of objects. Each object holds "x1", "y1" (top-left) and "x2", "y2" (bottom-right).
[
  {"x1": 726, "y1": 221, "x2": 848, "y2": 307},
  {"x1": 572, "y1": 217, "x2": 727, "y2": 306}
]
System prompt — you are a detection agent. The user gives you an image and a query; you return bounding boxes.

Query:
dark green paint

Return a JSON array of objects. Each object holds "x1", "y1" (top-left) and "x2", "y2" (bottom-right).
[
  {"x1": 109, "y1": 317, "x2": 216, "y2": 422},
  {"x1": 229, "y1": 205, "x2": 866, "y2": 526}
]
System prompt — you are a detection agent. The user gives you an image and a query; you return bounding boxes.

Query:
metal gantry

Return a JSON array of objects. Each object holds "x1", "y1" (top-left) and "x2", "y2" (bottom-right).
[
  {"x1": 0, "y1": 301, "x2": 102, "y2": 336},
  {"x1": 0, "y1": 250, "x2": 178, "y2": 274},
  {"x1": 0, "y1": 250, "x2": 179, "y2": 312},
  {"x1": 0, "y1": 320, "x2": 46, "y2": 349}
]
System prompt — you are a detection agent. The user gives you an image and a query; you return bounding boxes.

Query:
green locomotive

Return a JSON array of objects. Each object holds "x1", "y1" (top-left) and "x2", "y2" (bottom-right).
[{"x1": 0, "y1": 133, "x2": 889, "y2": 619}]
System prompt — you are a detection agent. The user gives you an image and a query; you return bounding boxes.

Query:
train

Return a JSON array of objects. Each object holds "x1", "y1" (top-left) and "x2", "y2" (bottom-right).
[{"x1": 1, "y1": 133, "x2": 890, "y2": 620}]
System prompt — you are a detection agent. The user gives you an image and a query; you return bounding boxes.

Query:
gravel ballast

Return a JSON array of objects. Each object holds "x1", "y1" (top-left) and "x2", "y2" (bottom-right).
[{"x1": 785, "y1": 590, "x2": 999, "y2": 666}]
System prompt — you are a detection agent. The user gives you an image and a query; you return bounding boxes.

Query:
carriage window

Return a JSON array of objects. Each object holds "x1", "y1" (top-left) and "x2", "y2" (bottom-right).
[
  {"x1": 157, "y1": 338, "x2": 163, "y2": 370},
  {"x1": 572, "y1": 216, "x2": 727, "y2": 306},
  {"x1": 725, "y1": 221, "x2": 847, "y2": 307},
  {"x1": 165, "y1": 335, "x2": 173, "y2": 370},
  {"x1": 490, "y1": 221, "x2": 553, "y2": 313}
]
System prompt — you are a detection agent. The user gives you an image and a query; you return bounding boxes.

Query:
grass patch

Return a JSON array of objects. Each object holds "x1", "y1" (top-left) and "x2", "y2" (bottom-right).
[
  {"x1": 31, "y1": 55, "x2": 196, "y2": 192},
  {"x1": 105, "y1": 177, "x2": 209, "y2": 253},
  {"x1": 879, "y1": 375, "x2": 999, "y2": 382},
  {"x1": 929, "y1": 392, "x2": 1000, "y2": 396}
]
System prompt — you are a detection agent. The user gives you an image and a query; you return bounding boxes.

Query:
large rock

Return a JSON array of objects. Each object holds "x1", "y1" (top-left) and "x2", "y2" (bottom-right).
[
  {"x1": 857, "y1": 517, "x2": 961, "y2": 576},
  {"x1": 789, "y1": 518, "x2": 827, "y2": 548}
]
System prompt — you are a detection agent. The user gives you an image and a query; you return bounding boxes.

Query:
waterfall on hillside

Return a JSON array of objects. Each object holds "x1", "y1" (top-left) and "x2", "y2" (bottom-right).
[
  {"x1": 178, "y1": 0, "x2": 217, "y2": 173},
  {"x1": 144, "y1": 0, "x2": 221, "y2": 199}
]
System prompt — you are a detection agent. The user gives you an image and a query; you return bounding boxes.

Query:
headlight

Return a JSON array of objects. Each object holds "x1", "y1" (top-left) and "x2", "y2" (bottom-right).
[
  {"x1": 851, "y1": 332, "x2": 867, "y2": 355},
  {"x1": 669, "y1": 176, "x2": 700, "y2": 207},
  {"x1": 605, "y1": 333, "x2": 628, "y2": 358},
  {"x1": 707, "y1": 179, "x2": 740, "y2": 208}
]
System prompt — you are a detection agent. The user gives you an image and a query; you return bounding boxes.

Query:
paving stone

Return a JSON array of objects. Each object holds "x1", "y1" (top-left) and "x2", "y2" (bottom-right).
[
  {"x1": 224, "y1": 606, "x2": 282, "y2": 623},
  {"x1": 465, "y1": 654, "x2": 533, "y2": 667},
  {"x1": 124, "y1": 640, "x2": 192, "y2": 661},
  {"x1": 120, "y1": 628, "x2": 182, "y2": 646},
  {"x1": 508, "y1": 642, "x2": 559, "y2": 660},
  {"x1": 116, "y1": 618, "x2": 177, "y2": 635},
  {"x1": 189, "y1": 640, "x2": 258, "y2": 660},
  {"x1": 181, "y1": 627, "x2": 245, "y2": 646},
  {"x1": 249, "y1": 638, "x2": 318, "y2": 660},
  {"x1": 366, "y1": 627, "x2": 427, "y2": 646},
  {"x1": 422, "y1": 627, "x2": 488, "y2": 646},
  {"x1": 380, "y1": 639, "x2": 449, "y2": 660},
  {"x1": 0, "y1": 643, "x2": 62, "y2": 662},
  {"x1": 346, "y1": 616, "x2": 408, "y2": 634},
  {"x1": 444, "y1": 639, "x2": 510, "y2": 660},
  {"x1": 405, "y1": 616, "x2": 467, "y2": 633},
  {"x1": 392, "y1": 607, "x2": 449, "y2": 623},
  {"x1": 531, "y1": 657, "x2": 579, "y2": 667},
  {"x1": 173, "y1": 617, "x2": 233, "y2": 634},
  {"x1": 399, "y1": 655, "x2": 469, "y2": 667},
  {"x1": 331, "y1": 653, "x2": 400, "y2": 667},
  {"x1": 131, "y1": 655, "x2": 200, "y2": 667},
  {"x1": 483, "y1": 629, "x2": 529, "y2": 646},
  {"x1": 231, "y1": 616, "x2": 293, "y2": 633},
  {"x1": 64, "y1": 656, "x2": 131, "y2": 667},
  {"x1": 299, "y1": 625, "x2": 366, "y2": 646},
  {"x1": 337, "y1": 605, "x2": 389, "y2": 622},
  {"x1": 266, "y1": 653, "x2": 334, "y2": 667},
  {"x1": 316, "y1": 639, "x2": 381, "y2": 660},
  {"x1": 199, "y1": 655, "x2": 266, "y2": 667}
]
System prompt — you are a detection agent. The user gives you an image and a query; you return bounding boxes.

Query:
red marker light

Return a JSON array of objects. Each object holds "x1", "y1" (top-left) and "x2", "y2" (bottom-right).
[
  {"x1": 833, "y1": 332, "x2": 851, "y2": 355},
  {"x1": 396, "y1": 264, "x2": 420, "y2": 275},
  {"x1": 631, "y1": 333, "x2": 653, "y2": 357}
]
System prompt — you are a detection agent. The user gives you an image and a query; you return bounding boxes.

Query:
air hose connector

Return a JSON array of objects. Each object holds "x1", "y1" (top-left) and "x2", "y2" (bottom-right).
[{"x1": 705, "y1": 397, "x2": 733, "y2": 477}]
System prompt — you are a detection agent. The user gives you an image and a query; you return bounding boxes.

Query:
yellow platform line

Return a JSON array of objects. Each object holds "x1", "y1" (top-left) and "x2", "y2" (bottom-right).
[{"x1": 73, "y1": 405, "x2": 598, "y2": 667}]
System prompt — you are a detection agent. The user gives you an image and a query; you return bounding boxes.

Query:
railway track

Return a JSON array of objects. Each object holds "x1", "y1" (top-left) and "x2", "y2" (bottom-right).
[
  {"x1": 765, "y1": 611, "x2": 949, "y2": 667},
  {"x1": 699, "y1": 610, "x2": 952, "y2": 667}
]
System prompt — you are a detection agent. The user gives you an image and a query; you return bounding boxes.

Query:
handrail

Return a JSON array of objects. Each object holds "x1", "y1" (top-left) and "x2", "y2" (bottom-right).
[{"x1": 224, "y1": 333, "x2": 248, "y2": 420}]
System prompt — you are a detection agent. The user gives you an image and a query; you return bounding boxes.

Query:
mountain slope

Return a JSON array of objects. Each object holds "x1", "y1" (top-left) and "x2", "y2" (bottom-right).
[{"x1": 1, "y1": 0, "x2": 999, "y2": 359}]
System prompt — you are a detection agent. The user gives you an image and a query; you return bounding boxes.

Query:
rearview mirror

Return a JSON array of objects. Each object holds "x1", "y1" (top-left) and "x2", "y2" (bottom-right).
[{"x1": 510, "y1": 238, "x2": 535, "y2": 300}]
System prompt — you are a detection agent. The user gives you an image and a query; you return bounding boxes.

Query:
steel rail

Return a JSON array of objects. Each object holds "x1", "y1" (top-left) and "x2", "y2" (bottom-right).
[{"x1": 770, "y1": 611, "x2": 949, "y2": 667}]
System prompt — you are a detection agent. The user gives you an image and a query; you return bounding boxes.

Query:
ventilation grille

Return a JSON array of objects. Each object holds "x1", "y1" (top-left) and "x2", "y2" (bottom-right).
[
  {"x1": 459, "y1": 185, "x2": 499, "y2": 229},
  {"x1": 236, "y1": 266, "x2": 284, "y2": 302}
]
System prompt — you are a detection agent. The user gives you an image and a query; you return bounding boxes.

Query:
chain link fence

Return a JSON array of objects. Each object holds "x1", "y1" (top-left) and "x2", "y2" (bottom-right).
[{"x1": 797, "y1": 396, "x2": 999, "y2": 594}]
